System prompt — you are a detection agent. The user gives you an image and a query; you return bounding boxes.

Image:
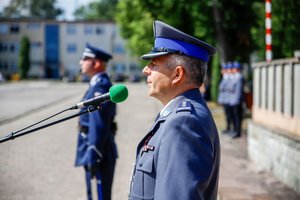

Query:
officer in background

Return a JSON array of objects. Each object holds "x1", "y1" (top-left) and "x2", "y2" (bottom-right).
[
  {"x1": 75, "y1": 43, "x2": 118, "y2": 200},
  {"x1": 228, "y1": 61, "x2": 244, "y2": 138},
  {"x1": 217, "y1": 63, "x2": 232, "y2": 134},
  {"x1": 128, "y1": 20, "x2": 220, "y2": 200}
]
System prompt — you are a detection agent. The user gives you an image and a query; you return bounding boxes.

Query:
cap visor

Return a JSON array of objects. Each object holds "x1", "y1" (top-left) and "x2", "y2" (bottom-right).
[{"x1": 140, "y1": 51, "x2": 169, "y2": 60}]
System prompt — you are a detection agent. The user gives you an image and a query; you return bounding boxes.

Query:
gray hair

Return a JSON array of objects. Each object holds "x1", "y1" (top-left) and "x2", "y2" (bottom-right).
[{"x1": 165, "y1": 54, "x2": 208, "y2": 86}]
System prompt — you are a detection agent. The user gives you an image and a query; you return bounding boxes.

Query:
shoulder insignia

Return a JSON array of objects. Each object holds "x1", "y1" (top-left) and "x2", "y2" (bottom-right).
[
  {"x1": 94, "y1": 91, "x2": 102, "y2": 97},
  {"x1": 176, "y1": 101, "x2": 192, "y2": 113}
]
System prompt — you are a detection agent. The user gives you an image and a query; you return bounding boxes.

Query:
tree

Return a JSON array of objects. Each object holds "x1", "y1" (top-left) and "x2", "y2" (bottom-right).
[
  {"x1": 18, "y1": 36, "x2": 30, "y2": 79},
  {"x1": 2, "y1": 0, "x2": 63, "y2": 19},
  {"x1": 74, "y1": 0, "x2": 118, "y2": 21},
  {"x1": 116, "y1": 0, "x2": 258, "y2": 101},
  {"x1": 252, "y1": 0, "x2": 300, "y2": 60},
  {"x1": 115, "y1": 0, "x2": 299, "y2": 101},
  {"x1": 212, "y1": 0, "x2": 257, "y2": 63}
]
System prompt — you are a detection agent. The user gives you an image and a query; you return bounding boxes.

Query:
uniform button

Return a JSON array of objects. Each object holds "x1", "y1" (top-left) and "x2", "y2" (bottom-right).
[{"x1": 139, "y1": 162, "x2": 143, "y2": 167}]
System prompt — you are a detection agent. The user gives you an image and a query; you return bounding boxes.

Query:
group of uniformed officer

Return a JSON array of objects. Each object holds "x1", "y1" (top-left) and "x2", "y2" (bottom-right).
[{"x1": 218, "y1": 61, "x2": 244, "y2": 138}]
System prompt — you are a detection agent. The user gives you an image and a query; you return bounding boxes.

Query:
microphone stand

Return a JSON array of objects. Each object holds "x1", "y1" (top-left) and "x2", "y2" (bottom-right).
[{"x1": 0, "y1": 106, "x2": 100, "y2": 144}]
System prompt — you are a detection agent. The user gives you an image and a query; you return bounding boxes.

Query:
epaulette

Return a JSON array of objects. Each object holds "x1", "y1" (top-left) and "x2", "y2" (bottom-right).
[{"x1": 176, "y1": 101, "x2": 192, "y2": 113}]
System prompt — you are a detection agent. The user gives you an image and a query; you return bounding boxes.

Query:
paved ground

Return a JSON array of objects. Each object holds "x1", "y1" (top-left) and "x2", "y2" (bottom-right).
[
  {"x1": 0, "y1": 81, "x2": 299, "y2": 200},
  {"x1": 0, "y1": 81, "x2": 88, "y2": 125}
]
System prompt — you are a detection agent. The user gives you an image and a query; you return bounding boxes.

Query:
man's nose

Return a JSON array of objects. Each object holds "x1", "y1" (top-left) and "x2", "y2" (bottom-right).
[{"x1": 142, "y1": 66, "x2": 150, "y2": 75}]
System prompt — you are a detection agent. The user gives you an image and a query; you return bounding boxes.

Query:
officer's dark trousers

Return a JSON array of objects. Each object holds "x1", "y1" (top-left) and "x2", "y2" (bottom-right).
[
  {"x1": 85, "y1": 159, "x2": 116, "y2": 200},
  {"x1": 101, "y1": 159, "x2": 116, "y2": 200},
  {"x1": 231, "y1": 104, "x2": 243, "y2": 136},
  {"x1": 223, "y1": 104, "x2": 232, "y2": 131}
]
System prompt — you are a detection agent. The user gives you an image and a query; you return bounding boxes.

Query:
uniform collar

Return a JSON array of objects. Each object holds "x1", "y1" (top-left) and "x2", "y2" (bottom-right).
[
  {"x1": 233, "y1": 72, "x2": 241, "y2": 78},
  {"x1": 157, "y1": 88, "x2": 202, "y2": 120},
  {"x1": 142, "y1": 88, "x2": 201, "y2": 141},
  {"x1": 138, "y1": 88, "x2": 202, "y2": 153},
  {"x1": 90, "y1": 72, "x2": 106, "y2": 86},
  {"x1": 223, "y1": 74, "x2": 230, "y2": 79},
  {"x1": 160, "y1": 99, "x2": 175, "y2": 117}
]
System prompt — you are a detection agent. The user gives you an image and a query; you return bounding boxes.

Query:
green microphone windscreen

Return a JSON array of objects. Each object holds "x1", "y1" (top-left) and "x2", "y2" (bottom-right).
[{"x1": 109, "y1": 84, "x2": 128, "y2": 103}]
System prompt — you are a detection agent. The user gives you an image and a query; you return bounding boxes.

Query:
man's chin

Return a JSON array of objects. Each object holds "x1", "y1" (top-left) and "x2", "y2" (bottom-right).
[{"x1": 148, "y1": 90, "x2": 154, "y2": 97}]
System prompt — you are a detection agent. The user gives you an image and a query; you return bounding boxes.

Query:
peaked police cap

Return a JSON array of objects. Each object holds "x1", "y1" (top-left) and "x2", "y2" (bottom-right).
[
  {"x1": 141, "y1": 20, "x2": 216, "y2": 62},
  {"x1": 233, "y1": 61, "x2": 241, "y2": 69},
  {"x1": 82, "y1": 43, "x2": 112, "y2": 62}
]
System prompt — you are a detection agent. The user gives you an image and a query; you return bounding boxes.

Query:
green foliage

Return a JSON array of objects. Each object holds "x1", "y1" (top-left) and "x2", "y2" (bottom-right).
[
  {"x1": 2, "y1": 0, "x2": 63, "y2": 19},
  {"x1": 116, "y1": 0, "x2": 216, "y2": 58},
  {"x1": 251, "y1": 0, "x2": 300, "y2": 60},
  {"x1": 30, "y1": 0, "x2": 63, "y2": 19},
  {"x1": 116, "y1": 0, "x2": 154, "y2": 57},
  {"x1": 271, "y1": 0, "x2": 300, "y2": 58},
  {"x1": 18, "y1": 36, "x2": 30, "y2": 79},
  {"x1": 250, "y1": 2, "x2": 265, "y2": 60},
  {"x1": 74, "y1": 0, "x2": 118, "y2": 21},
  {"x1": 115, "y1": 0, "x2": 257, "y2": 102},
  {"x1": 210, "y1": 53, "x2": 221, "y2": 102},
  {"x1": 215, "y1": 0, "x2": 257, "y2": 63}
]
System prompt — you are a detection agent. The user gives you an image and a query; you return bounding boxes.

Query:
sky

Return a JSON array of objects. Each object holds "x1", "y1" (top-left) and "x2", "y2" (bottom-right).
[{"x1": 0, "y1": 0, "x2": 95, "y2": 20}]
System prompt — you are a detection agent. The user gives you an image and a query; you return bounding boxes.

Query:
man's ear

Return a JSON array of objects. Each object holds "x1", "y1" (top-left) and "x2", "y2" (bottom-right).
[
  {"x1": 94, "y1": 60, "x2": 105, "y2": 71},
  {"x1": 172, "y1": 66, "x2": 184, "y2": 84}
]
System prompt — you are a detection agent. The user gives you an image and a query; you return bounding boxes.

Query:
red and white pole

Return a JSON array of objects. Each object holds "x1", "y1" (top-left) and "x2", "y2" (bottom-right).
[{"x1": 266, "y1": 0, "x2": 272, "y2": 61}]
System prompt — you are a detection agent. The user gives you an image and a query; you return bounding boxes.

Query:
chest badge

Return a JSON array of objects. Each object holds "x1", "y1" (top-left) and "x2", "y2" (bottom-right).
[
  {"x1": 142, "y1": 145, "x2": 155, "y2": 152},
  {"x1": 94, "y1": 92, "x2": 102, "y2": 97}
]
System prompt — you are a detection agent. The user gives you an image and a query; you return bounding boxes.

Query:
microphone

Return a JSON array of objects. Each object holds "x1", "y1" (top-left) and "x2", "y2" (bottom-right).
[{"x1": 71, "y1": 84, "x2": 128, "y2": 109}]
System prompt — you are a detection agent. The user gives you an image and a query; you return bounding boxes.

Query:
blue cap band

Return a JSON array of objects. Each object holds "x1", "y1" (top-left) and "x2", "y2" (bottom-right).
[{"x1": 155, "y1": 37, "x2": 210, "y2": 61}]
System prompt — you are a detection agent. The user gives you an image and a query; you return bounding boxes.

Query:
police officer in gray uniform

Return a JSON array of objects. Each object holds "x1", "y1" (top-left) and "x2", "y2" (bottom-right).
[
  {"x1": 75, "y1": 43, "x2": 117, "y2": 200},
  {"x1": 218, "y1": 63, "x2": 232, "y2": 134},
  {"x1": 128, "y1": 20, "x2": 220, "y2": 200},
  {"x1": 228, "y1": 61, "x2": 244, "y2": 138}
]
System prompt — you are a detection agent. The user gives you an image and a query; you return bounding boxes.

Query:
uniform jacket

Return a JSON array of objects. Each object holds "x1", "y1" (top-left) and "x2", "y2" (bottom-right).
[
  {"x1": 228, "y1": 73, "x2": 244, "y2": 106},
  {"x1": 75, "y1": 72, "x2": 117, "y2": 167},
  {"x1": 129, "y1": 89, "x2": 220, "y2": 200},
  {"x1": 217, "y1": 75, "x2": 230, "y2": 105}
]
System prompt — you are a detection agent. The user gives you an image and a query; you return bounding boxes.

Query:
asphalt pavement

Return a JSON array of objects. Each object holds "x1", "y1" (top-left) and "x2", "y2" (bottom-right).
[{"x1": 0, "y1": 81, "x2": 299, "y2": 200}]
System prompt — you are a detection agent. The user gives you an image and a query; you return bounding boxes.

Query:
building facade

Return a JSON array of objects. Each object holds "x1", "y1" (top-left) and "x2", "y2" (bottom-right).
[{"x1": 0, "y1": 19, "x2": 140, "y2": 80}]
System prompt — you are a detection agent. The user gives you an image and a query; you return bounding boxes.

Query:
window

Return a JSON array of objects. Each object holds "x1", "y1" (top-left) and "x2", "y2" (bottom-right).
[
  {"x1": 31, "y1": 41, "x2": 42, "y2": 49},
  {"x1": 95, "y1": 27, "x2": 104, "y2": 35},
  {"x1": 3, "y1": 61, "x2": 8, "y2": 71},
  {"x1": 10, "y1": 61, "x2": 17, "y2": 71},
  {"x1": 84, "y1": 25, "x2": 93, "y2": 35},
  {"x1": 113, "y1": 44, "x2": 125, "y2": 54},
  {"x1": 113, "y1": 63, "x2": 126, "y2": 73},
  {"x1": 0, "y1": 42, "x2": 8, "y2": 52},
  {"x1": 27, "y1": 22, "x2": 41, "y2": 30},
  {"x1": 0, "y1": 24, "x2": 9, "y2": 34},
  {"x1": 67, "y1": 24, "x2": 76, "y2": 35},
  {"x1": 10, "y1": 43, "x2": 15, "y2": 52},
  {"x1": 129, "y1": 64, "x2": 139, "y2": 71},
  {"x1": 67, "y1": 43, "x2": 77, "y2": 53},
  {"x1": 10, "y1": 24, "x2": 20, "y2": 33}
]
